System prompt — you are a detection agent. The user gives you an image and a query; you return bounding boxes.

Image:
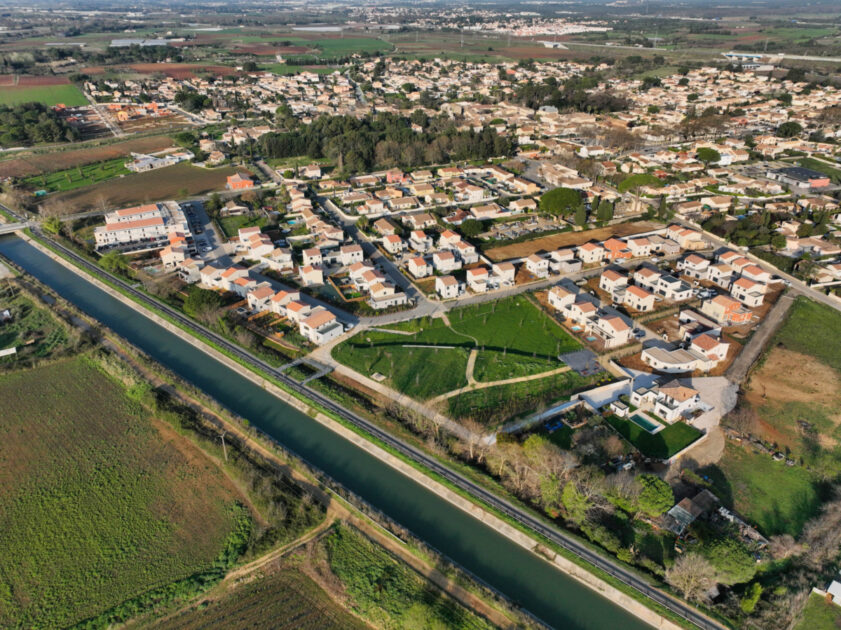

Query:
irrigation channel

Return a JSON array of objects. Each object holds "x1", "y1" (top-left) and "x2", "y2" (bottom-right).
[{"x1": 0, "y1": 234, "x2": 698, "y2": 630}]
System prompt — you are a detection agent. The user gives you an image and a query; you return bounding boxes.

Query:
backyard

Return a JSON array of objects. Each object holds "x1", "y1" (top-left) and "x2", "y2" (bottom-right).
[
  {"x1": 794, "y1": 593, "x2": 841, "y2": 630},
  {"x1": 333, "y1": 295, "x2": 581, "y2": 401},
  {"x1": 604, "y1": 414, "x2": 703, "y2": 460},
  {"x1": 699, "y1": 443, "x2": 824, "y2": 537}
]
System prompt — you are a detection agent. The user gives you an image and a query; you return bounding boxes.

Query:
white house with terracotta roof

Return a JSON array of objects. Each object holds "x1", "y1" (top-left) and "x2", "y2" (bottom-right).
[
  {"x1": 408, "y1": 230, "x2": 434, "y2": 252},
  {"x1": 548, "y1": 285, "x2": 576, "y2": 311},
  {"x1": 599, "y1": 268, "x2": 628, "y2": 295},
  {"x1": 339, "y1": 244, "x2": 364, "y2": 266},
  {"x1": 408, "y1": 256, "x2": 431, "y2": 278},
  {"x1": 302, "y1": 247, "x2": 323, "y2": 267},
  {"x1": 435, "y1": 275, "x2": 461, "y2": 299},
  {"x1": 299, "y1": 265, "x2": 324, "y2": 286},
  {"x1": 285, "y1": 300, "x2": 312, "y2": 324},
  {"x1": 631, "y1": 380, "x2": 703, "y2": 423},
  {"x1": 623, "y1": 284, "x2": 655, "y2": 312},
  {"x1": 730, "y1": 277, "x2": 765, "y2": 307},
  {"x1": 433, "y1": 251, "x2": 462, "y2": 273},
  {"x1": 525, "y1": 254, "x2": 549, "y2": 278},
  {"x1": 577, "y1": 242, "x2": 605, "y2": 264},
  {"x1": 492, "y1": 262, "x2": 516, "y2": 285},
  {"x1": 382, "y1": 234, "x2": 406, "y2": 254},
  {"x1": 299, "y1": 307, "x2": 343, "y2": 345},
  {"x1": 677, "y1": 254, "x2": 710, "y2": 279},
  {"x1": 466, "y1": 267, "x2": 490, "y2": 293}
]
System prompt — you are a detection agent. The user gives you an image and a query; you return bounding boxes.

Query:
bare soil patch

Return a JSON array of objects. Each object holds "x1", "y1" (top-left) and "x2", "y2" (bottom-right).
[
  {"x1": 747, "y1": 347, "x2": 841, "y2": 409},
  {"x1": 485, "y1": 221, "x2": 661, "y2": 262},
  {"x1": 0, "y1": 135, "x2": 175, "y2": 179}
]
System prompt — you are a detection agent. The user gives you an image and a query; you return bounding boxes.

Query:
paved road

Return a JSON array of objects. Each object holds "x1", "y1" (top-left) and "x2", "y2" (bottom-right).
[
  {"x1": 726, "y1": 293, "x2": 794, "y2": 384},
  {"x1": 679, "y1": 217, "x2": 841, "y2": 315},
  {"x1": 30, "y1": 228, "x2": 723, "y2": 630}
]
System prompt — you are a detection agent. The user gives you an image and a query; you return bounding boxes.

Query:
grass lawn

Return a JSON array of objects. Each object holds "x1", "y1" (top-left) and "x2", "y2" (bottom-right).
[
  {"x1": 333, "y1": 295, "x2": 581, "y2": 400},
  {"x1": 0, "y1": 356, "x2": 249, "y2": 628},
  {"x1": 218, "y1": 214, "x2": 270, "y2": 239},
  {"x1": 798, "y1": 158, "x2": 841, "y2": 185},
  {"x1": 0, "y1": 83, "x2": 87, "y2": 107},
  {"x1": 447, "y1": 370, "x2": 592, "y2": 426},
  {"x1": 794, "y1": 593, "x2": 841, "y2": 630},
  {"x1": 699, "y1": 443, "x2": 823, "y2": 537},
  {"x1": 618, "y1": 173, "x2": 663, "y2": 193},
  {"x1": 24, "y1": 157, "x2": 129, "y2": 193},
  {"x1": 604, "y1": 415, "x2": 702, "y2": 460}
]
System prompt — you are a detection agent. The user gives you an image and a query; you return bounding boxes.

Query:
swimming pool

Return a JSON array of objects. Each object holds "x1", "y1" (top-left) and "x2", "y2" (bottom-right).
[
  {"x1": 571, "y1": 325, "x2": 582, "y2": 332},
  {"x1": 630, "y1": 413, "x2": 661, "y2": 433}
]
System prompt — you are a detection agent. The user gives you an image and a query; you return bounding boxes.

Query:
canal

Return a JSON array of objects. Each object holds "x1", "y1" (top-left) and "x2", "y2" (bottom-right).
[{"x1": 0, "y1": 235, "x2": 651, "y2": 630}]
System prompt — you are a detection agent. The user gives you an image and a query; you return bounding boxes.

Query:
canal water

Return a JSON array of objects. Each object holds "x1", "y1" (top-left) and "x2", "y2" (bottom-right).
[{"x1": 0, "y1": 235, "x2": 651, "y2": 630}]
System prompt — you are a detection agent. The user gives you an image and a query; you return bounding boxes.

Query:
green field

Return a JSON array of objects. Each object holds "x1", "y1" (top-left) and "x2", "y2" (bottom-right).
[
  {"x1": 700, "y1": 443, "x2": 822, "y2": 537},
  {"x1": 315, "y1": 37, "x2": 392, "y2": 56},
  {"x1": 0, "y1": 84, "x2": 87, "y2": 107},
  {"x1": 604, "y1": 415, "x2": 702, "y2": 460},
  {"x1": 147, "y1": 567, "x2": 365, "y2": 630},
  {"x1": 24, "y1": 157, "x2": 129, "y2": 193},
  {"x1": 262, "y1": 63, "x2": 337, "y2": 75},
  {"x1": 0, "y1": 356, "x2": 251, "y2": 628},
  {"x1": 448, "y1": 370, "x2": 591, "y2": 425},
  {"x1": 324, "y1": 524, "x2": 494, "y2": 630},
  {"x1": 333, "y1": 295, "x2": 581, "y2": 400},
  {"x1": 218, "y1": 214, "x2": 270, "y2": 239},
  {"x1": 798, "y1": 157, "x2": 841, "y2": 185},
  {"x1": 794, "y1": 593, "x2": 841, "y2": 630},
  {"x1": 618, "y1": 173, "x2": 663, "y2": 193},
  {"x1": 0, "y1": 286, "x2": 69, "y2": 362}
]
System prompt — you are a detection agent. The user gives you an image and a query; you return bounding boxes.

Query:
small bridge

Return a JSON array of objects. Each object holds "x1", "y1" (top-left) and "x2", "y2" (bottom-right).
[{"x1": 0, "y1": 222, "x2": 29, "y2": 235}]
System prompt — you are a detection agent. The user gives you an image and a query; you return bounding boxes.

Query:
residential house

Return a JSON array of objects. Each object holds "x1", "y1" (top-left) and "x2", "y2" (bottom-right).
[
  {"x1": 299, "y1": 265, "x2": 324, "y2": 286},
  {"x1": 383, "y1": 234, "x2": 406, "y2": 255},
  {"x1": 624, "y1": 284, "x2": 655, "y2": 312},
  {"x1": 299, "y1": 307, "x2": 343, "y2": 345},
  {"x1": 525, "y1": 254, "x2": 549, "y2": 278},
  {"x1": 700, "y1": 294, "x2": 752, "y2": 325},
  {"x1": 577, "y1": 242, "x2": 606, "y2": 264},
  {"x1": 436, "y1": 275, "x2": 461, "y2": 299},
  {"x1": 433, "y1": 251, "x2": 462, "y2": 273},
  {"x1": 408, "y1": 256, "x2": 432, "y2": 278}
]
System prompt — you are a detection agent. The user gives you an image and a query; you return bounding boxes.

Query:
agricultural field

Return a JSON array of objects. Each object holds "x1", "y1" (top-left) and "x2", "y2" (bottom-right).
[
  {"x1": 484, "y1": 221, "x2": 661, "y2": 262},
  {"x1": 603, "y1": 415, "x2": 703, "y2": 460},
  {"x1": 24, "y1": 157, "x2": 129, "y2": 193},
  {"x1": 324, "y1": 524, "x2": 495, "y2": 630},
  {"x1": 700, "y1": 443, "x2": 823, "y2": 537},
  {"x1": 145, "y1": 566, "x2": 366, "y2": 630},
  {"x1": 0, "y1": 284, "x2": 70, "y2": 363},
  {"x1": 0, "y1": 356, "x2": 250, "y2": 628},
  {"x1": 333, "y1": 295, "x2": 581, "y2": 400},
  {"x1": 743, "y1": 297, "x2": 841, "y2": 453},
  {"x1": 0, "y1": 134, "x2": 174, "y2": 179},
  {"x1": 0, "y1": 82, "x2": 87, "y2": 107},
  {"x1": 43, "y1": 162, "x2": 239, "y2": 212},
  {"x1": 261, "y1": 63, "x2": 336, "y2": 75}
]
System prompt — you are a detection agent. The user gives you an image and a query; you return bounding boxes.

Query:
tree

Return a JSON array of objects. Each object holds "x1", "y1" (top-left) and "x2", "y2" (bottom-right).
[
  {"x1": 42, "y1": 216, "x2": 63, "y2": 235},
  {"x1": 540, "y1": 187, "x2": 581, "y2": 217},
  {"x1": 561, "y1": 481, "x2": 592, "y2": 525},
  {"x1": 459, "y1": 219, "x2": 483, "y2": 238},
  {"x1": 574, "y1": 205, "x2": 587, "y2": 227},
  {"x1": 98, "y1": 251, "x2": 129, "y2": 275},
  {"x1": 636, "y1": 474, "x2": 674, "y2": 517},
  {"x1": 666, "y1": 553, "x2": 716, "y2": 602},
  {"x1": 776, "y1": 121, "x2": 802, "y2": 138},
  {"x1": 183, "y1": 286, "x2": 223, "y2": 320},
  {"x1": 740, "y1": 582, "x2": 763, "y2": 614},
  {"x1": 596, "y1": 199, "x2": 614, "y2": 223},
  {"x1": 242, "y1": 60, "x2": 258, "y2": 72},
  {"x1": 696, "y1": 147, "x2": 721, "y2": 165},
  {"x1": 701, "y1": 535, "x2": 757, "y2": 585}
]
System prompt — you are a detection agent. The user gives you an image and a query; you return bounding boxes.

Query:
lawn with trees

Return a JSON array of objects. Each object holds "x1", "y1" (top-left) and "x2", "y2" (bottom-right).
[
  {"x1": 604, "y1": 415, "x2": 702, "y2": 459},
  {"x1": 333, "y1": 295, "x2": 582, "y2": 401}
]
